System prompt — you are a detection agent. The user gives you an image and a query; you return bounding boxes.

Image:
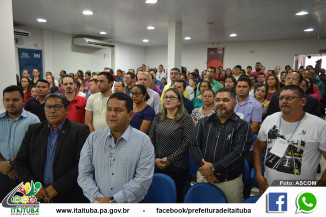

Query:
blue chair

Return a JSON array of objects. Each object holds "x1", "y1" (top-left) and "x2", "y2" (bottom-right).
[
  {"x1": 242, "y1": 159, "x2": 250, "y2": 186},
  {"x1": 188, "y1": 155, "x2": 198, "y2": 176},
  {"x1": 184, "y1": 183, "x2": 227, "y2": 203},
  {"x1": 145, "y1": 173, "x2": 176, "y2": 203},
  {"x1": 242, "y1": 196, "x2": 260, "y2": 203}
]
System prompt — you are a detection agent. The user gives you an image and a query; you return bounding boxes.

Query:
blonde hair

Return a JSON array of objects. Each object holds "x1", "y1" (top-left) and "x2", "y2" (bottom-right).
[
  {"x1": 158, "y1": 88, "x2": 186, "y2": 122},
  {"x1": 137, "y1": 71, "x2": 152, "y2": 81}
]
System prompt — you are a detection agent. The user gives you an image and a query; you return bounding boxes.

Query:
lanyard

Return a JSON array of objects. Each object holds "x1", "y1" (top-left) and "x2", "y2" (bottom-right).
[{"x1": 278, "y1": 113, "x2": 305, "y2": 142}]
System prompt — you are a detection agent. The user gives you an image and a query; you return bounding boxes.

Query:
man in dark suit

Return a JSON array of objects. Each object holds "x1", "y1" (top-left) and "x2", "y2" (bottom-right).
[{"x1": 15, "y1": 93, "x2": 89, "y2": 203}]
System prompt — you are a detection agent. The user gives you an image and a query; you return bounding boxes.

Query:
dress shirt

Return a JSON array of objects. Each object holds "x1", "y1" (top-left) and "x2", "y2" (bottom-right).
[
  {"x1": 235, "y1": 96, "x2": 262, "y2": 124},
  {"x1": 154, "y1": 79, "x2": 165, "y2": 91},
  {"x1": 146, "y1": 88, "x2": 161, "y2": 114},
  {"x1": 156, "y1": 72, "x2": 167, "y2": 81},
  {"x1": 43, "y1": 121, "x2": 65, "y2": 186},
  {"x1": 0, "y1": 109, "x2": 40, "y2": 160},
  {"x1": 124, "y1": 85, "x2": 134, "y2": 96},
  {"x1": 190, "y1": 113, "x2": 253, "y2": 182},
  {"x1": 78, "y1": 126, "x2": 155, "y2": 203},
  {"x1": 115, "y1": 76, "x2": 124, "y2": 82}
]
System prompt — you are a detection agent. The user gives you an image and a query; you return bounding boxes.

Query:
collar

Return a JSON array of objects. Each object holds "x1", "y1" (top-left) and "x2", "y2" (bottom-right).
[
  {"x1": 0, "y1": 109, "x2": 27, "y2": 119},
  {"x1": 70, "y1": 93, "x2": 79, "y2": 102},
  {"x1": 210, "y1": 112, "x2": 238, "y2": 123},
  {"x1": 236, "y1": 96, "x2": 253, "y2": 105},
  {"x1": 48, "y1": 119, "x2": 66, "y2": 132},
  {"x1": 107, "y1": 125, "x2": 132, "y2": 142}
]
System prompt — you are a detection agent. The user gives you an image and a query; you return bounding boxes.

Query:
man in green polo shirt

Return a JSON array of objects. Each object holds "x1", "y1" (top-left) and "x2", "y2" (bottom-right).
[{"x1": 196, "y1": 66, "x2": 223, "y2": 96}]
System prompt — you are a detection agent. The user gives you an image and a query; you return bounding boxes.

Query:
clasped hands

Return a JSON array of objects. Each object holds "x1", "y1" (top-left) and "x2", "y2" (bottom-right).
[
  {"x1": 0, "y1": 157, "x2": 18, "y2": 180},
  {"x1": 35, "y1": 185, "x2": 58, "y2": 203},
  {"x1": 199, "y1": 159, "x2": 219, "y2": 184},
  {"x1": 155, "y1": 157, "x2": 170, "y2": 170}
]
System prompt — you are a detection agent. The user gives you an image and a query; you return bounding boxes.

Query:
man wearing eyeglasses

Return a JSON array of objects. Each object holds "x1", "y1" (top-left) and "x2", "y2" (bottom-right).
[
  {"x1": 266, "y1": 72, "x2": 319, "y2": 116},
  {"x1": 190, "y1": 88, "x2": 253, "y2": 203},
  {"x1": 15, "y1": 93, "x2": 90, "y2": 203},
  {"x1": 254, "y1": 85, "x2": 326, "y2": 194}
]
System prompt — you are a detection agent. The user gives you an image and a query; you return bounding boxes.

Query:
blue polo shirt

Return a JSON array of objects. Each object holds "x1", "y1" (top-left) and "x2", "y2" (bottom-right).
[
  {"x1": 235, "y1": 96, "x2": 262, "y2": 124},
  {"x1": 0, "y1": 109, "x2": 40, "y2": 160}
]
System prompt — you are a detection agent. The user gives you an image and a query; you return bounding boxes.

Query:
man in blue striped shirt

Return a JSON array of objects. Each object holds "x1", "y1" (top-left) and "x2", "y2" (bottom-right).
[{"x1": 78, "y1": 92, "x2": 155, "y2": 203}]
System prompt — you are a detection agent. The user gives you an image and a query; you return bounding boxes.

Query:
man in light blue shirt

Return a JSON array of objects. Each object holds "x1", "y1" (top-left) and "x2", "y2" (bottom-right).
[
  {"x1": 78, "y1": 92, "x2": 155, "y2": 203},
  {"x1": 0, "y1": 85, "x2": 40, "y2": 201}
]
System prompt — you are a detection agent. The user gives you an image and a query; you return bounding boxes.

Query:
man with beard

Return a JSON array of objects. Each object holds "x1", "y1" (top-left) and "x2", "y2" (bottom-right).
[
  {"x1": 250, "y1": 62, "x2": 267, "y2": 79},
  {"x1": 85, "y1": 72, "x2": 114, "y2": 132},
  {"x1": 190, "y1": 88, "x2": 253, "y2": 203},
  {"x1": 63, "y1": 75, "x2": 87, "y2": 124},
  {"x1": 253, "y1": 85, "x2": 326, "y2": 194}
]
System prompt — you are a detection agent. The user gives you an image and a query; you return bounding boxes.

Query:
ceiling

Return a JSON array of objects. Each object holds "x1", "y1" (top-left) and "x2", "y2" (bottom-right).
[{"x1": 12, "y1": 0, "x2": 326, "y2": 46}]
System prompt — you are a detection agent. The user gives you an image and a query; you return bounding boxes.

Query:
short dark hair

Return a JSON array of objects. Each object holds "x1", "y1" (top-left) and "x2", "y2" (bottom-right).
[
  {"x1": 36, "y1": 79, "x2": 50, "y2": 87},
  {"x1": 175, "y1": 79, "x2": 186, "y2": 89},
  {"x1": 126, "y1": 72, "x2": 135, "y2": 79},
  {"x1": 62, "y1": 75, "x2": 76, "y2": 83},
  {"x1": 281, "y1": 71, "x2": 288, "y2": 76},
  {"x1": 132, "y1": 84, "x2": 150, "y2": 101},
  {"x1": 45, "y1": 93, "x2": 70, "y2": 107},
  {"x1": 170, "y1": 68, "x2": 180, "y2": 73},
  {"x1": 99, "y1": 71, "x2": 114, "y2": 83},
  {"x1": 61, "y1": 70, "x2": 66, "y2": 75},
  {"x1": 115, "y1": 81, "x2": 125, "y2": 87},
  {"x1": 247, "y1": 66, "x2": 252, "y2": 69},
  {"x1": 107, "y1": 92, "x2": 133, "y2": 113},
  {"x1": 281, "y1": 85, "x2": 304, "y2": 98},
  {"x1": 234, "y1": 65, "x2": 242, "y2": 69},
  {"x1": 23, "y1": 69, "x2": 31, "y2": 75},
  {"x1": 90, "y1": 79, "x2": 98, "y2": 84},
  {"x1": 75, "y1": 80, "x2": 81, "y2": 89},
  {"x1": 208, "y1": 66, "x2": 216, "y2": 72},
  {"x1": 285, "y1": 65, "x2": 291, "y2": 69},
  {"x1": 258, "y1": 72, "x2": 265, "y2": 77},
  {"x1": 237, "y1": 76, "x2": 252, "y2": 88},
  {"x1": 180, "y1": 73, "x2": 187, "y2": 80},
  {"x1": 215, "y1": 88, "x2": 236, "y2": 101},
  {"x1": 85, "y1": 71, "x2": 91, "y2": 76},
  {"x1": 3, "y1": 85, "x2": 24, "y2": 99},
  {"x1": 148, "y1": 68, "x2": 155, "y2": 74}
]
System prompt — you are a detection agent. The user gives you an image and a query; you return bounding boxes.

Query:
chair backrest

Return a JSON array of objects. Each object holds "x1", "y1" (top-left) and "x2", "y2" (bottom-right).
[
  {"x1": 145, "y1": 173, "x2": 176, "y2": 203},
  {"x1": 184, "y1": 183, "x2": 227, "y2": 203},
  {"x1": 242, "y1": 159, "x2": 250, "y2": 186},
  {"x1": 251, "y1": 161, "x2": 265, "y2": 188},
  {"x1": 242, "y1": 195, "x2": 260, "y2": 203},
  {"x1": 188, "y1": 155, "x2": 198, "y2": 176}
]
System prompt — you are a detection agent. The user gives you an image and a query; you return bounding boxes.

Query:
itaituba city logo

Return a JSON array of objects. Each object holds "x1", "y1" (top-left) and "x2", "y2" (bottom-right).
[{"x1": 2, "y1": 181, "x2": 42, "y2": 215}]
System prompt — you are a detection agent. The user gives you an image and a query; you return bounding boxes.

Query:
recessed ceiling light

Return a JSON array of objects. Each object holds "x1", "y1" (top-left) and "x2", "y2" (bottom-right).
[
  {"x1": 184, "y1": 36, "x2": 191, "y2": 40},
  {"x1": 296, "y1": 11, "x2": 309, "y2": 16},
  {"x1": 229, "y1": 33, "x2": 237, "y2": 37},
  {"x1": 100, "y1": 31, "x2": 107, "y2": 35},
  {"x1": 145, "y1": 0, "x2": 158, "y2": 4},
  {"x1": 37, "y1": 18, "x2": 47, "y2": 23},
  {"x1": 143, "y1": 39, "x2": 149, "y2": 43},
  {"x1": 83, "y1": 10, "x2": 93, "y2": 15},
  {"x1": 304, "y1": 28, "x2": 314, "y2": 32},
  {"x1": 147, "y1": 26, "x2": 155, "y2": 30}
]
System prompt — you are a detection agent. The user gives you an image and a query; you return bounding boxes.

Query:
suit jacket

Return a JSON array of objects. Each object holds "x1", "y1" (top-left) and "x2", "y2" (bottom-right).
[{"x1": 15, "y1": 119, "x2": 90, "y2": 203}]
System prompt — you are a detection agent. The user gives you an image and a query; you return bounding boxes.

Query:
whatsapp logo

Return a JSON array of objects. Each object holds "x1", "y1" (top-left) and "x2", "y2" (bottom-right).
[{"x1": 296, "y1": 192, "x2": 317, "y2": 213}]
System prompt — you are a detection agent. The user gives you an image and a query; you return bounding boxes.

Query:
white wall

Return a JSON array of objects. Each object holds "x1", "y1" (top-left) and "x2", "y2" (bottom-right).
[
  {"x1": 145, "y1": 39, "x2": 326, "y2": 72},
  {"x1": 114, "y1": 42, "x2": 146, "y2": 72},
  {"x1": 15, "y1": 28, "x2": 112, "y2": 79}
]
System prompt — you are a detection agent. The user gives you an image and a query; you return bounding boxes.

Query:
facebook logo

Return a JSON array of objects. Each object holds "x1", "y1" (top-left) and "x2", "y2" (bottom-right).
[{"x1": 268, "y1": 193, "x2": 287, "y2": 212}]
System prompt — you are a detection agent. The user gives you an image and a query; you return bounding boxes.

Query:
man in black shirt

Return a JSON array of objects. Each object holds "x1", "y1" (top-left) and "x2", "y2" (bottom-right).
[
  {"x1": 25, "y1": 79, "x2": 50, "y2": 122},
  {"x1": 266, "y1": 72, "x2": 319, "y2": 117},
  {"x1": 174, "y1": 79, "x2": 194, "y2": 114},
  {"x1": 190, "y1": 88, "x2": 253, "y2": 203}
]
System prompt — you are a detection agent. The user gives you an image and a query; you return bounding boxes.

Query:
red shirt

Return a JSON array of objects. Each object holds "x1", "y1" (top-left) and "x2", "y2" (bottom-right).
[
  {"x1": 67, "y1": 94, "x2": 87, "y2": 124},
  {"x1": 24, "y1": 91, "x2": 32, "y2": 103}
]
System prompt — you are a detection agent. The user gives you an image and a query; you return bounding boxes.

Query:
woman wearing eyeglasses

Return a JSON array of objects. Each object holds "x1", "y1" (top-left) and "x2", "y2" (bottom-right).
[
  {"x1": 149, "y1": 88, "x2": 195, "y2": 203},
  {"x1": 130, "y1": 84, "x2": 155, "y2": 134}
]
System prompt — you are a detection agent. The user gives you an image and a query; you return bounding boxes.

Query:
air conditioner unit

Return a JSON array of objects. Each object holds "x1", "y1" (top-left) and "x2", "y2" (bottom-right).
[
  {"x1": 14, "y1": 28, "x2": 31, "y2": 38},
  {"x1": 73, "y1": 37, "x2": 114, "y2": 48}
]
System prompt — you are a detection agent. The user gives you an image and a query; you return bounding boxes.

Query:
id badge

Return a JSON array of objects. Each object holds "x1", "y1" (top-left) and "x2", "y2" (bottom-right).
[
  {"x1": 236, "y1": 112, "x2": 244, "y2": 120},
  {"x1": 269, "y1": 138, "x2": 288, "y2": 158}
]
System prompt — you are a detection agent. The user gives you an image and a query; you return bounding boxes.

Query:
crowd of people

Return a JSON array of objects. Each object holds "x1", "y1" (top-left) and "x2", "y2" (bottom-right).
[{"x1": 0, "y1": 62, "x2": 326, "y2": 203}]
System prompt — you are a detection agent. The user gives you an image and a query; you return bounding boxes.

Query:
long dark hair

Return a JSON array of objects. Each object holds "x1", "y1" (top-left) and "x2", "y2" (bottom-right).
[{"x1": 20, "y1": 77, "x2": 32, "y2": 95}]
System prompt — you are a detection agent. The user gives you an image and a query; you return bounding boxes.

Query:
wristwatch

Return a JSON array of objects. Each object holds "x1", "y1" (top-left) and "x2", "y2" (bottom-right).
[
  {"x1": 8, "y1": 159, "x2": 15, "y2": 167},
  {"x1": 109, "y1": 196, "x2": 116, "y2": 203},
  {"x1": 211, "y1": 165, "x2": 215, "y2": 172}
]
